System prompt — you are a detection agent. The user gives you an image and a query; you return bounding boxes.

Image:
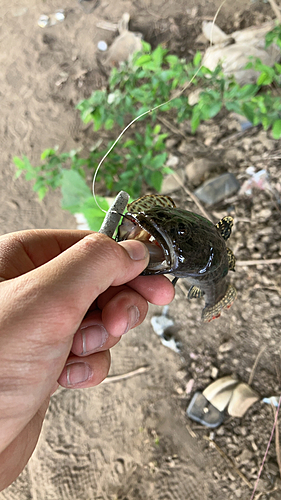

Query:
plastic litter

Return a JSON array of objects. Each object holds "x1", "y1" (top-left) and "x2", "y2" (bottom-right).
[
  {"x1": 240, "y1": 167, "x2": 273, "y2": 196},
  {"x1": 98, "y1": 41, "x2": 108, "y2": 52},
  {"x1": 186, "y1": 392, "x2": 225, "y2": 428},
  {"x1": 263, "y1": 396, "x2": 281, "y2": 407},
  {"x1": 227, "y1": 383, "x2": 260, "y2": 418},
  {"x1": 194, "y1": 172, "x2": 240, "y2": 205},
  {"x1": 151, "y1": 306, "x2": 180, "y2": 353},
  {"x1": 38, "y1": 10, "x2": 65, "y2": 28},
  {"x1": 186, "y1": 376, "x2": 260, "y2": 427}
]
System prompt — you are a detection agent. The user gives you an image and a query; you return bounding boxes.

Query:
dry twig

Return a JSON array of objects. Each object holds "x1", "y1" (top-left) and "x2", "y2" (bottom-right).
[
  {"x1": 236, "y1": 258, "x2": 281, "y2": 266},
  {"x1": 157, "y1": 115, "x2": 187, "y2": 139},
  {"x1": 203, "y1": 435, "x2": 252, "y2": 488},
  {"x1": 271, "y1": 402, "x2": 281, "y2": 478},
  {"x1": 250, "y1": 396, "x2": 281, "y2": 500},
  {"x1": 102, "y1": 365, "x2": 150, "y2": 384},
  {"x1": 172, "y1": 172, "x2": 213, "y2": 221},
  {"x1": 248, "y1": 345, "x2": 267, "y2": 386}
]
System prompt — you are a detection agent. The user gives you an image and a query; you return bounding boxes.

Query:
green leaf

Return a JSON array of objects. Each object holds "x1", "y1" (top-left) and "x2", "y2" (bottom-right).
[
  {"x1": 104, "y1": 118, "x2": 114, "y2": 130},
  {"x1": 37, "y1": 186, "x2": 48, "y2": 200},
  {"x1": 166, "y1": 55, "x2": 179, "y2": 66},
  {"x1": 152, "y1": 45, "x2": 166, "y2": 66},
  {"x1": 41, "y1": 148, "x2": 57, "y2": 160},
  {"x1": 79, "y1": 196, "x2": 109, "y2": 231},
  {"x1": 153, "y1": 124, "x2": 161, "y2": 134},
  {"x1": 92, "y1": 108, "x2": 103, "y2": 132},
  {"x1": 61, "y1": 170, "x2": 92, "y2": 213},
  {"x1": 150, "y1": 153, "x2": 167, "y2": 169},
  {"x1": 141, "y1": 41, "x2": 151, "y2": 53},
  {"x1": 272, "y1": 119, "x2": 281, "y2": 139},
  {"x1": 13, "y1": 156, "x2": 26, "y2": 170},
  {"x1": 134, "y1": 54, "x2": 152, "y2": 67},
  {"x1": 193, "y1": 51, "x2": 202, "y2": 66},
  {"x1": 149, "y1": 170, "x2": 163, "y2": 192},
  {"x1": 257, "y1": 71, "x2": 273, "y2": 86}
]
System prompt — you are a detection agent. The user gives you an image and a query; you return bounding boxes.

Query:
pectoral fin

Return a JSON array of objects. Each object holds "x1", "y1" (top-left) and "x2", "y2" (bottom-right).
[
  {"x1": 188, "y1": 285, "x2": 205, "y2": 299},
  {"x1": 216, "y1": 216, "x2": 233, "y2": 241},
  {"x1": 202, "y1": 284, "x2": 237, "y2": 323}
]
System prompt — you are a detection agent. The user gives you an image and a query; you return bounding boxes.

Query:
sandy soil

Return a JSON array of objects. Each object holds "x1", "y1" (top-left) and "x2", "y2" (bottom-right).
[{"x1": 0, "y1": 0, "x2": 281, "y2": 499}]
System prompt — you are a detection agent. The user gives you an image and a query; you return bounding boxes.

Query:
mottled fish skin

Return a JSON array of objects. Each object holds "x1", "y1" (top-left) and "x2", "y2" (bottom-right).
[{"x1": 117, "y1": 195, "x2": 236, "y2": 322}]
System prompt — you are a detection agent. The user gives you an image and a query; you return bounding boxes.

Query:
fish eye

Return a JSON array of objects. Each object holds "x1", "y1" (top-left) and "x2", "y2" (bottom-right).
[{"x1": 177, "y1": 222, "x2": 187, "y2": 235}]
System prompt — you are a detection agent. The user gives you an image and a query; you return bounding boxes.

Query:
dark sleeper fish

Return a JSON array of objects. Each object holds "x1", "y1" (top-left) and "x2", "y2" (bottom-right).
[{"x1": 117, "y1": 194, "x2": 237, "y2": 322}]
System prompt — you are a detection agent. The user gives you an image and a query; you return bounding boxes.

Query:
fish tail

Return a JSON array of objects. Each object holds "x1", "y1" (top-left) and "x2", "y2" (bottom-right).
[{"x1": 202, "y1": 284, "x2": 237, "y2": 322}]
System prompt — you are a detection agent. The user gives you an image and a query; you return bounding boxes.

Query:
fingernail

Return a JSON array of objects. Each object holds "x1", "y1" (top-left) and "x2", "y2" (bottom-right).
[
  {"x1": 119, "y1": 240, "x2": 148, "y2": 261},
  {"x1": 123, "y1": 305, "x2": 140, "y2": 334},
  {"x1": 81, "y1": 325, "x2": 108, "y2": 355},
  {"x1": 66, "y1": 362, "x2": 92, "y2": 386}
]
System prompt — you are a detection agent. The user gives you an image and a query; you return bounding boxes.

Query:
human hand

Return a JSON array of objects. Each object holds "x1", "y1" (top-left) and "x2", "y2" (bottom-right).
[{"x1": 0, "y1": 229, "x2": 174, "y2": 490}]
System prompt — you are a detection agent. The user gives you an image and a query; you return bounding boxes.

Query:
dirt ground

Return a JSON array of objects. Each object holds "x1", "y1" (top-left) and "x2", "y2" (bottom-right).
[{"x1": 1, "y1": 0, "x2": 281, "y2": 499}]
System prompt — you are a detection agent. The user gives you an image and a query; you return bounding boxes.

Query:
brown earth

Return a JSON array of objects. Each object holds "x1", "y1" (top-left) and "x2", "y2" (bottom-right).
[{"x1": 0, "y1": 0, "x2": 281, "y2": 499}]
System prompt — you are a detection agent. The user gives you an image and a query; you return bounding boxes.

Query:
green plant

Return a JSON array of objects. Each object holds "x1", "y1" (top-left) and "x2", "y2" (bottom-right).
[{"x1": 15, "y1": 27, "x2": 281, "y2": 229}]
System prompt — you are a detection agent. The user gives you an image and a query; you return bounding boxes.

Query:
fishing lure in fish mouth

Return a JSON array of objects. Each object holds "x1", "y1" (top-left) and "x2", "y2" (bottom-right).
[{"x1": 117, "y1": 194, "x2": 237, "y2": 322}]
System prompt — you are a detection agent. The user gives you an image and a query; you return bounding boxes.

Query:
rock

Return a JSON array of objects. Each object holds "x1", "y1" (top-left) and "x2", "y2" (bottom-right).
[
  {"x1": 160, "y1": 168, "x2": 185, "y2": 194},
  {"x1": 219, "y1": 341, "x2": 233, "y2": 352},
  {"x1": 166, "y1": 154, "x2": 179, "y2": 168},
  {"x1": 185, "y1": 158, "x2": 219, "y2": 185},
  {"x1": 223, "y1": 147, "x2": 244, "y2": 164},
  {"x1": 259, "y1": 208, "x2": 271, "y2": 219},
  {"x1": 194, "y1": 173, "x2": 240, "y2": 205}
]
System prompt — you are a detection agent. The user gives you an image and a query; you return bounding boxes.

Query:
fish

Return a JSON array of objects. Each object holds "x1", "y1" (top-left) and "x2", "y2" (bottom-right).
[{"x1": 117, "y1": 194, "x2": 237, "y2": 322}]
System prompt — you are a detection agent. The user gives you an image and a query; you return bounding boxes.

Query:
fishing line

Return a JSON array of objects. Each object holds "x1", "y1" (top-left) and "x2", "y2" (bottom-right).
[{"x1": 92, "y1": 0, "x2": 229, "y2": 214}]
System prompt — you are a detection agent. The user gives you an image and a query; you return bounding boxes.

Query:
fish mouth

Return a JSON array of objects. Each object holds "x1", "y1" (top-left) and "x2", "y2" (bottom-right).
[{"x1": 118, "y1": 214, "x2": 176, "y2": 274}]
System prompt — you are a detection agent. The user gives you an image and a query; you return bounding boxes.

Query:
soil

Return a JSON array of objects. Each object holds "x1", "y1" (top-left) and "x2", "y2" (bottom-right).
[{"x1": 1, "y1": 0, "x2": 281, "y2": 499}]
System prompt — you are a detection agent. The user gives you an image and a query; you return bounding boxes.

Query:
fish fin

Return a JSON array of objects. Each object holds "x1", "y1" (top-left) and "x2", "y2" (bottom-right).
[
  {"x1": 188, "y1": 285, "x2": 204, "y2": 299},
  {"x1": 215, "y1": 216, "x2": 233, "y2": 241},
  {"x1": 227, "y1": 247, "x2": 236, "y2": 271},
  {"x1": 127, "y1": 194, "x2": 176, "y2": 213},
  {"x1": 202, "y1": 284, "x2": 237, "y2": 323}
]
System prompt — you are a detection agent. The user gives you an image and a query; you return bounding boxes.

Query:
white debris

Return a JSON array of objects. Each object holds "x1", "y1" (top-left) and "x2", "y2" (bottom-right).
[{"x1": 202, "y1": 21, "x2": 279, "y2": 85}]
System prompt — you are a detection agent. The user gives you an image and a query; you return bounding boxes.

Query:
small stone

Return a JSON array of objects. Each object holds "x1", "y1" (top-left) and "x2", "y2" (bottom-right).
[
  {"x1": 259, "y1": 208, "x2": 271, "y2": 219},
  {"x1": 160, "y1": 168, "x2": 185, "y2": 194},
  {"x1": 237, "y1": 448, "x2": 253, "y2": 464},
  {"x1": 219, "y1": 341, "x2": 233, "y2": 353},
  {"x1": 166, "y1": 154, "x2": 179, "y2": 168},
  {"x1": 166, "y1": 138, "x2": 179, "y2": 149},
  {"x1": 185, "y1": 158, "x2": 219, "y2": 185},
  {"x1": 223, "y1": 147, "x2": 244, "y2": 164},
  {"x1": 211, "y1": 366, "x2": 219, "y2": 378},
  {"x1": 194, "y1": 173, "x2": 240, "y2": 205}
]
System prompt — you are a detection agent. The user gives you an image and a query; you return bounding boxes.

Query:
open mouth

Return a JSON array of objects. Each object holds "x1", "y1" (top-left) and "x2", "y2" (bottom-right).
[{"x1": 118, "y1": 215, "x2": 175, "y2": 273}]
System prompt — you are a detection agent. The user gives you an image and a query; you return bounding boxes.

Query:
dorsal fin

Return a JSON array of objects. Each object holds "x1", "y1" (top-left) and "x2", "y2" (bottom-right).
[{"x1": 127, "y1": 194, "x2": 176, "y2": 213}]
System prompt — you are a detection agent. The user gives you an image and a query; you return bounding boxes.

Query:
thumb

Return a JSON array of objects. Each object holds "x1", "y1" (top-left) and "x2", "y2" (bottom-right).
[{"x1": 2, "y1": 233, "x2": 149, "y2": 342}]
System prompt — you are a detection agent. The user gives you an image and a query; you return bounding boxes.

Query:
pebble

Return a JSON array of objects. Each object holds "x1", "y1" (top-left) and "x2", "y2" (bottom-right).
[
  {"x1": 194, "y1": 173, "x2": 240, "y2": 205},
  {"x1": 211, "y1": 366, "x2": 219, "y2": 379},
  {"x1": 185, "y1": 158, "x2": 220, "y2": 185},
  {"x1": 236, "y1": 448, "x2": 253, "y2": 464},
  {"x1": 219, "y1": 341, "x2": 234, "y2": 353},
  {"x1": 160, "y1": 168, "x2": 185, "y2": 194},
  {"x1": 259, "y1": 208, "x2": 271, "y2": 219}
]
